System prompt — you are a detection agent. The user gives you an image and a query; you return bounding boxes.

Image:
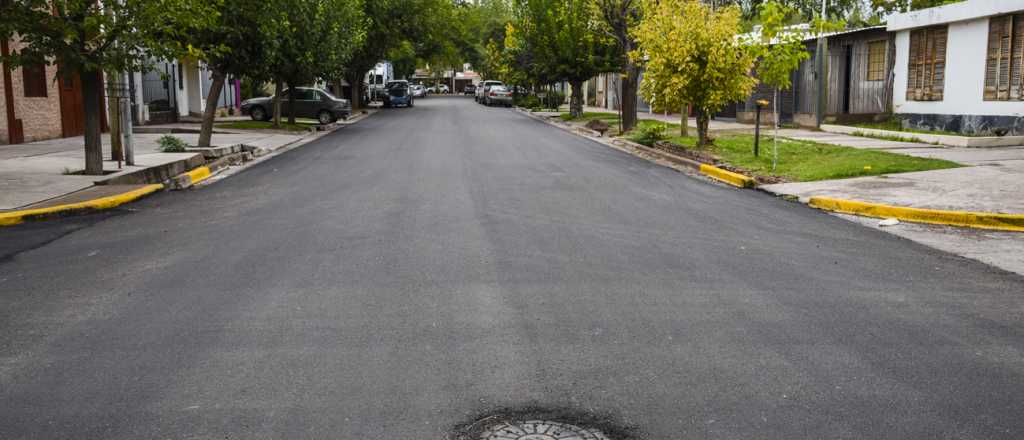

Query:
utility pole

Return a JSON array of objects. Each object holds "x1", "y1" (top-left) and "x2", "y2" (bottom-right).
[{"x1": 815, "y1": 0, "x2": 828, "y2": 127}]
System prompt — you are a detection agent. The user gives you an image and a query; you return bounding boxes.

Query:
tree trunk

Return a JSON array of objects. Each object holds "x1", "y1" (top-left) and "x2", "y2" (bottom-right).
[
  {"x1": 197, "y1": 70, "x2": 226, "y2": 148},
  {"x1": 286, "y1": 82, "x2": 297, "y2": 125},
  {"x1": 696, "y1": 108, "x2": 711, "y2": 147},
  {"x1": 80, "y1": 70, "x2": 104, "y2": 175},
  {"x1": 347, "y1": 71, "x2": 363, "y2": 111},
  {"x1": 107, "y1": 77, "x2": 123, "y2": 162},
  {"x1": 569, "y1": 80, "x2": 584, "y2": 117},
  {"x1": 620, "y1": 62, "x2": 640, "y2": 132},
  {"x1": 681, "y1": 103, "x2": 689, "y2": 137},
  {"x1": 272, "y1": 79, "x2": 283, "y2": 128}
]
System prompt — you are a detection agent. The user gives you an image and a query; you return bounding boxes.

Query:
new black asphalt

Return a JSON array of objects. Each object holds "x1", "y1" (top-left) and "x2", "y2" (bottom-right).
[{"x1": 2, "y1": 97, "x2": 1023, "y2": 439}]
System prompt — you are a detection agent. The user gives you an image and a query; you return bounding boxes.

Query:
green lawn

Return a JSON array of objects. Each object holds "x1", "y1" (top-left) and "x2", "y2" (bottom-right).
[
  {"x1": 216, "y1": 120, "x2": 314, "y2": 132},
  {"x1": 637, "y1": 132, "x2": 961, "y2": 182}
]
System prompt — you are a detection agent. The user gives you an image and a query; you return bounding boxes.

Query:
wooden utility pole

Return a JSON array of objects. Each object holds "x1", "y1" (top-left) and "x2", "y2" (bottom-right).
[{"x1": 815, "y1": 0, "x2": 828, "y2": 127}]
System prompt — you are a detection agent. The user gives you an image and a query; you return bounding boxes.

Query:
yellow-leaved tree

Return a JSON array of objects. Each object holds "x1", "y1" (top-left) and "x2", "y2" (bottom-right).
[{"x1": 633, "y1": 0, "x2": 758, "y2": 147}]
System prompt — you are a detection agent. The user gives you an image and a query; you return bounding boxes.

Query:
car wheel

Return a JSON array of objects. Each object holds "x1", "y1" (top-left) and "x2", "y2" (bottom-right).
[
  {"x1": 318, "y1": 110, "x2": 334, "y2": 125},
  {"x1": 250, "y1": 106, "x2": 266, "y2": 121}
]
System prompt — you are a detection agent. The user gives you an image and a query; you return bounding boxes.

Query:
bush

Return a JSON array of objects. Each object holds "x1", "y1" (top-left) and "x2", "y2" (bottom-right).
[
  {"x1": 514, "y1": 94, "x2": 540, "y2": 109},
  {"x1": 634, "y1": 123, "x2": 667, "y2": 146},
  {"x1": 541, "y1": 91, "x2": 565, "y2": 110},
  {"x1": 158, "y1": 135, "x2": 189, "y2": 152}
]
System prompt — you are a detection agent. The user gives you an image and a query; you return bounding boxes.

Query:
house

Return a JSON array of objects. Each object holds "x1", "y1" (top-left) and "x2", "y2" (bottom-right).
[
  {"x1": 1, "y1": 39, "x2": 95, "y2": 145},
  {"x1": 888, "y1": 0, "x2": 1024, "y2": 135},
  {"x1": 728, "y1": 25, "x2": 895, "y2": 128},
  {"x1": 135, "y1": 59, "x2": 241, "y2": 125}
]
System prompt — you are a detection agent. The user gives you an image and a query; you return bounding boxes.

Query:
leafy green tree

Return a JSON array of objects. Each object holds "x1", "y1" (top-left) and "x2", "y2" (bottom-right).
[
  {"x1": 167, "y1": 0, "x2": 280, "y2": 147},
  {"x1": 595, "y1": 0, "x2": 642, "y2": 131},
  {"x1": 635, "y1": 0, "x2": 758, "y2": 146},
  {"x1": 0, "y1": 0, "x2": 213, "y2": 174},
  {"x1": 750, "y1": 1, "x2": 809, "y2": 168},
  {"x1": 870, "y1": 0, "x2": 962, "y2": 13},
  {"x1": 517, "y1": 0, "x2": 618, "y2": 117}
]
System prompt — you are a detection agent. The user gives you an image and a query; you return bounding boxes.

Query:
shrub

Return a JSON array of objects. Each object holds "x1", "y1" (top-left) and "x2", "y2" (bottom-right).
[
  {"x1": 541, "y1": 91, "x2": 565, "y2": 110},
  {"x1": 158, "y1": 135, "x2": 189, "y2": 152},
  {"x1": 635, "y1": 123, "x2": 667, "y2": 146},
  {"x1": 514, "y1": 94, "x2": 541, "y2": 109}
]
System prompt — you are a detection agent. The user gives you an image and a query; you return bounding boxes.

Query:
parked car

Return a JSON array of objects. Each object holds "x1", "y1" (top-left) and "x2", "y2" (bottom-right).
[
  {"x1": 241, "y1": 87, "x2": 350, "y2": 124},
  {"x1": 383, "y1": 81, "x2": 413, "y2": 108},
  {"x1": 475, "y1": 80, "x2": 503, "y2": 103},
  {"x1": 411, "y1": 84, "x2": 427, "y2": 98},
  {"x1": 483, "y1": 85, "x2": 513, "y2": 107},
  {"x1": 463, "y1": 84, "x2": 477, "y2": 95}
]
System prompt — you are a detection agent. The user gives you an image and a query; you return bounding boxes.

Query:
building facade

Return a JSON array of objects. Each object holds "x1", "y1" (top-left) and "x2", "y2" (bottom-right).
[{"x1": 889, "y1": 0, "x2": 1024, "y2": 135}]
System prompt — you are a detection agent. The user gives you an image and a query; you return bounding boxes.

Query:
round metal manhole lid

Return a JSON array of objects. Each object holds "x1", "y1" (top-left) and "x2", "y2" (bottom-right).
[{"x1": 481, "y1": 420, "x2": 610, "y2": 440}]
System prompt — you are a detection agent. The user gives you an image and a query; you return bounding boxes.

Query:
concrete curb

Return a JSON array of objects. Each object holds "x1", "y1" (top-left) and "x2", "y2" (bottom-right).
[
  {"x1": 0, "y1": 184, "x2": 164, "y2": 227},
  {"x1": 808, "y1": 196, "x2": 1024, "y2": 232},
  {"x1": 516, "y1": 108, "x2": 758, "y2": 189},
  {"x1": 699, "y1": 164, "x2": 757, "y2": 188}
]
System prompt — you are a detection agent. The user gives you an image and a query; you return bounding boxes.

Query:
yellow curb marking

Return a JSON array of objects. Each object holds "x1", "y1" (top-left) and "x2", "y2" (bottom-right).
[
  {"x1": 185, "y1": 166, "x2": 212, "y2": 186},
  {"x1": 808, "y1": 196, "x2": 1024, "y2": 232},
  {"x1": 699, "y1": 164, "x2": 756, "y2": 188},
  {"x1": 0, "y1": 184, "x2": 164, "y2": 227}
]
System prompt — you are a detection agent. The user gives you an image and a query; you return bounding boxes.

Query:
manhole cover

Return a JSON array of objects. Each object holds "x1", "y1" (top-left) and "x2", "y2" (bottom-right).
[{"x1": 481, "y1": 420, "x2": 609, "y2": 440}]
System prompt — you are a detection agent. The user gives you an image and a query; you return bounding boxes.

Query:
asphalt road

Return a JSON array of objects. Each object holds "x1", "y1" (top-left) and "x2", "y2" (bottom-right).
[{"x1": 2, "y1": 97, "x2": 1023, "y2": 440}]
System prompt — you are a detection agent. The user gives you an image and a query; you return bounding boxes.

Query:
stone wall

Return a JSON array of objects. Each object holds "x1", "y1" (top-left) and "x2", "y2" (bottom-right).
[{"x1": 1, "y1": 40, "x2": 64, "y2": 145}]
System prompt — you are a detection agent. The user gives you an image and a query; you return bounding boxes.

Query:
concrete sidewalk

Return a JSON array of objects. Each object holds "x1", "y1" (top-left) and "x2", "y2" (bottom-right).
[{"x1": 0, "y1": 130, "x2": 310, "y2": 210}]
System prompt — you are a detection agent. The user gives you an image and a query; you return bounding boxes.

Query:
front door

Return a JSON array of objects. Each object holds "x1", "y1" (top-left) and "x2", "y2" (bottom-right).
[
  {"x1": 58, "y1": 69, "x2": 107, "y2": 137},
  {"x1": 58, "y1": 70, "x2": 85, "y2": 137}
]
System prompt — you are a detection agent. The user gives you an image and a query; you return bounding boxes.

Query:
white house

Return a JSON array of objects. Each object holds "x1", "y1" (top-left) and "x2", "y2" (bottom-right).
[{"x1": 888, "y1": 0, "x2": 1024, "y2": 135}]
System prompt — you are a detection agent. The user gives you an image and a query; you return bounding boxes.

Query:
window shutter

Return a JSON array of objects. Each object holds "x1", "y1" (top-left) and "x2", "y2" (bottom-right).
[
  {"x1": 1012, "y1": 15, "x2": 1024, "y2": 100},
  {"x1": 907, "y1": 30, "x2": 922, "y2": 100},
  {"x1": 986, "y1": 16, "x2": 1007, "y2": 100},
  {"x1": 930, "y1": 27, "x2": 947, "y2": 100}
]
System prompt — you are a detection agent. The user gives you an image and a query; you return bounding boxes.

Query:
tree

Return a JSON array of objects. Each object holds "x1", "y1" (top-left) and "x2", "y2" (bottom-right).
[
  {"x1": 750, "y1": 1, "x2": 809, "y2": 169},
  {"x1": 518, "y1": 0, "x2": 618, "y2": 117},
  {"x1": 595, "y1": 0, "x2": 642, "y2": 131},
  {"x1": 634, "y1": 0, "x2": 758, "y2": 146},
  {"x1": 0, "y1": 0, "x2": 213, "y2": 175},
  {"x1": 167, "y1": 0, "x2": 279, "y2": 147},
  {"x1": 870, "y1": 0, "x2": 962, "y2": 13}
]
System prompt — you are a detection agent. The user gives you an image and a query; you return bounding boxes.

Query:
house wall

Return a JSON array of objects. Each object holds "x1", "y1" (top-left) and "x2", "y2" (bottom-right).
[
  {"x1": 893, "y1": 19, "x2": 1023, "y2": 117},
  {"x1": 1, "y1": 41, "x2": 64, "y2": 144}
]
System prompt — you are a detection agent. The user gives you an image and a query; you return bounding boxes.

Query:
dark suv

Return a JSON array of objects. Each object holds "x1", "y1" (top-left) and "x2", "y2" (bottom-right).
[{"x1": 241, "y1": 87, "x2": 351, "y2": 124}]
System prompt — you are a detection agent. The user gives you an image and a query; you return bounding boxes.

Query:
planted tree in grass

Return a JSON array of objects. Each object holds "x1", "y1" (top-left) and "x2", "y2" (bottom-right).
[
  {"x1": 595, "y1": 0, "x2": 642, "y2": 132},
  {"x1": 750, "y1": 1, "x2": 809, "y2": 170},
  {"x1": 518, "y1": 0, "x2": 617, "y2": 117},
  {"x1": 0, "y1": 0, "x2": 212, "y2": 175},
  {"x1": 166, "y1": 0, "x2": 280, "y2": 148},
  {"x1": 634, "y1": 0, "x2": 757, "y2": 147}
]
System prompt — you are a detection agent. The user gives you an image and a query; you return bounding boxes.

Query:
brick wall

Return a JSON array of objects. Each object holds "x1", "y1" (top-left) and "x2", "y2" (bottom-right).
[{"x1": 1, "y1": 40, "x2": 64, "y2": 145}]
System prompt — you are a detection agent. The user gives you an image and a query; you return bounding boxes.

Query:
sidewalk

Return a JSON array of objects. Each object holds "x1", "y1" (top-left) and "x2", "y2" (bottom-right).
[{"x1": 0, "y1": 129, "x2": 310, "y2": 211}]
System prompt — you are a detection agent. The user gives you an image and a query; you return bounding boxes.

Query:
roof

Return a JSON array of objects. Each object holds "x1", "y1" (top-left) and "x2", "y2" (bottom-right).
[
  {"x1": 886, "y1": 0, "x2": 1024, "y2": 32},
  {"x1": 738, "y1": 24, "x2": 886, "y2": 45}
]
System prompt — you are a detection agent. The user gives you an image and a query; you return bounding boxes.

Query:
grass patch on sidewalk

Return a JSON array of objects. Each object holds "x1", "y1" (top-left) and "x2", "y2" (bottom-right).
[
  {"x1": 635, "y1": 132, "x2": 962, "y2": 182},
  {"x1": 216, "y1": 120, "x2": 314, "y2": 132}
]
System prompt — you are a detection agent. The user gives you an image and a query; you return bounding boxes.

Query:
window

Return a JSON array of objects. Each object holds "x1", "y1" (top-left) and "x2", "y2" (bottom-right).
[
  {"x1": 867, "y1": 40, "x2": 887, "y2": 81},
  {"x1": 22, "y1": 62, "x2": 47, "y2": 97},
  {"x1": 906, "y1": 26, "x2": 947, "y2": 101},
  {"x1": 984, "y1": 14, "x2": 1024, "y2": 101}
]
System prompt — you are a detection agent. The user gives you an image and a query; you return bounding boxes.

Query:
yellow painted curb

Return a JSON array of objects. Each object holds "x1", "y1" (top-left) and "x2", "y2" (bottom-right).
[
  {"x1": 0, "y1": 184, "x2": 164, "y2": 227},
  {"x1": 808, "y1": 196, "x2": 1024, "y2": 232},
  {"x1": 699, "y1": 164, "x2": 756, "y2": 188},
  {"x1": 185, "y1": 166, "x2": 212, "y2": 186}
]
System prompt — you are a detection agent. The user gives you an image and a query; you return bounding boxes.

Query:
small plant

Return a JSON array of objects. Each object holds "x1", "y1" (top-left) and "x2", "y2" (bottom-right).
[
  {"x1": 635, "y1": 122, "x2": 667, "y2": 146},
  {"x1": 158, "y1": 135, "x2": 189, "y2": 152},
  {"x1": 541, "y1": 91, "x2": 565, "y2": 110},
  {"x1": 514, "y1": 94, "x2": 541, "y2": 109}
]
